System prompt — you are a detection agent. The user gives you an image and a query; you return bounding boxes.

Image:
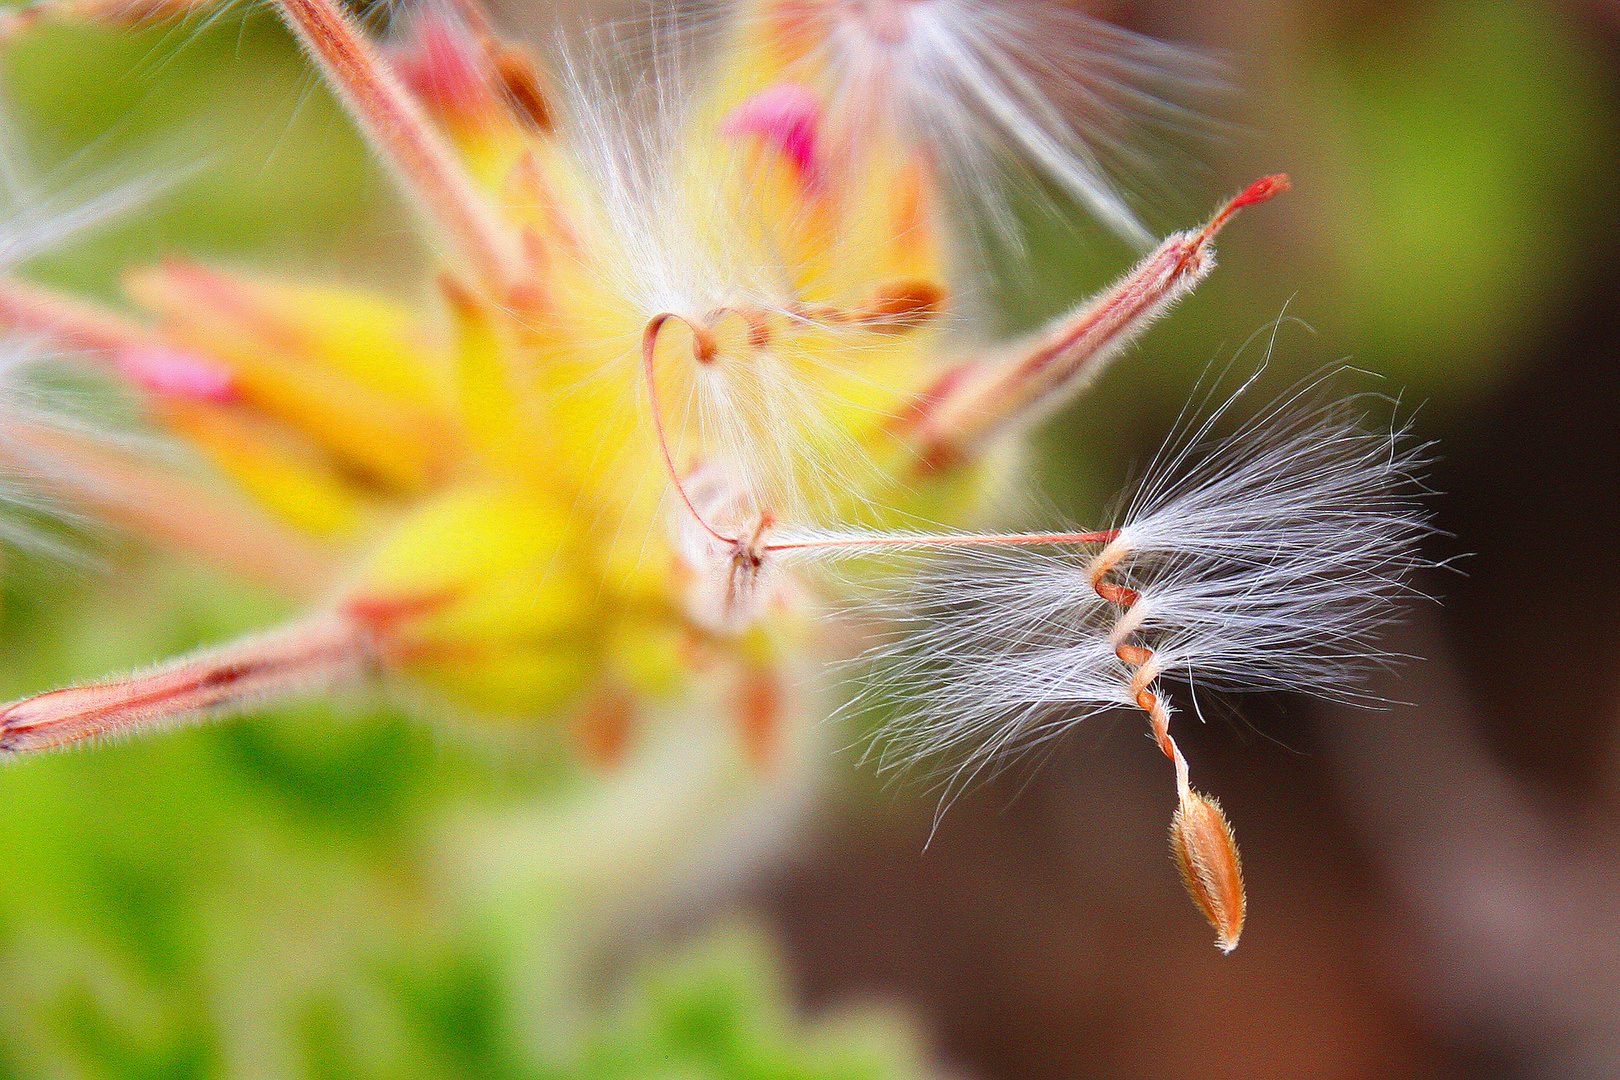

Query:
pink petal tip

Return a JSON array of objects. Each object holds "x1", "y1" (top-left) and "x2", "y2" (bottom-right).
[
  {"x1": 116, "y1": 345, "x2": 239, "y2": 403},
  {"x1": 721, "y1": 82, "x2": 824, "y2": 189}
]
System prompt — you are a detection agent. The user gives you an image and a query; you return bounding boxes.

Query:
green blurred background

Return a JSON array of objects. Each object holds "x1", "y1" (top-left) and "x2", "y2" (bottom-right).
[{"x1": 3, "y1": 1, "x2": 1620, "y2": 1077}]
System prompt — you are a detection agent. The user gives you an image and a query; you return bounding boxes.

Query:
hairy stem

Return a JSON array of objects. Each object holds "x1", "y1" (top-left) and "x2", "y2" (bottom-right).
[
  {"x1": 270, "y1": 0, "x2": 525, "y2": 292},
  {"x1": 908, "y1": 175, "x2": 1288, "y2": 469},
  {"x1": 0, "y1": 613, "x2": 371, "y2": 754}
]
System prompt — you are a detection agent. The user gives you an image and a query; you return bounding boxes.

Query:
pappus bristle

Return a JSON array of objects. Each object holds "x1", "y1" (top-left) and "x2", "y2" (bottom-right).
[
  {"x1": 748, "y1": 0, "x2": 1226, "y2": 250},
  {"x1": 1106, "y1": 384, "x2": 1434, "y2": 695},
  {"x1": 844, "y1": 541, "x2": 1121, "y2": 769},
  {"x1": 0, "y1": 102, "x2": 188, "y2": 269},
  {"x1": 0, "y1": 338, "x2": 88, "y2": 554},
  {"x1": 864, "y1": 377, "x2": 1431, "y2": 768},
  {"x1": 0, "y1": 126, "x2": 192, "y2": 556}
]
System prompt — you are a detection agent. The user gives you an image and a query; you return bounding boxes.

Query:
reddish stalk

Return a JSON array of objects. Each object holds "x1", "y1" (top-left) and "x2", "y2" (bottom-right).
[
  {"x1": 0, "y1": 613, "x2": 371, "y2": 754},
  {"x1": 908, "y1": 175, "x2": 1289, "y2": 469},
  {"x1": 761, "y1": 528, "x2": 1116, "y2": 553},
  {"x1": 0, "y1": 276, "x2": 239, "y2": 400},
  {"x1": 270, "y1": 0, "x2": 525, "y2": 293},
  {"x1": 642, "y1": 312, "x2": 734, "y2": 547}
]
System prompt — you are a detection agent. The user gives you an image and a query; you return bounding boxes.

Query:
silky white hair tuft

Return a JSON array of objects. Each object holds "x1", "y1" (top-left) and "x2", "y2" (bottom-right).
[{"x1": 851, "y1": 371, "x2": 1434, "y2": 786}]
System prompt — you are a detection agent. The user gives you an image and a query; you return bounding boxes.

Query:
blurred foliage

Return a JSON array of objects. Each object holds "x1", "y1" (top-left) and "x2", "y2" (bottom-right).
[
  {"x1": 0, "y1": 557, "x2": 928, "y2": 1075},
  {"x1": 3, "y1": 13, "x2": 407, "y2": 294},
  {"x1": 1326, "y1": 0, "x2": 1611, "y2": 384}
]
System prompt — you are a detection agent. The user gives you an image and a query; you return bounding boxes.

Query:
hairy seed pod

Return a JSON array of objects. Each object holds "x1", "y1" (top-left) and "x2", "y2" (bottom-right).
[{"x1": 1171, "y1": 789, "x2": 1246, "y2": 952}]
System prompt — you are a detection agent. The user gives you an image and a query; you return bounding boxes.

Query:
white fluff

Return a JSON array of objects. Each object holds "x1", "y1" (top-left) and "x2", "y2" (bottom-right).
[
  {"x1": 555, "y1": 15, "x2": 945, "y2": 526},
  {"x1": 0, "y1": 101, "x2": 186, "y2": 267},
  {"x1": 850, "y1": 374, "x2": 1433, "y2": 782}
]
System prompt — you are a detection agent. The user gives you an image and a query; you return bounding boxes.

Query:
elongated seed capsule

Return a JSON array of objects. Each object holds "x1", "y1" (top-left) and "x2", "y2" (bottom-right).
[
  {"x1": 908, "y1": 175, "x2": 1289, "y2": 469},
  {"x1": 1171, "y1": 789, "x2": 1247, "y2": 953}
]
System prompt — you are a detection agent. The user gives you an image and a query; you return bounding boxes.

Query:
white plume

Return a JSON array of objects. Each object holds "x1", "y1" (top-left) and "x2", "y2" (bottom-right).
[{"x1": 853, "y1": 373, "x2": 1434, "y2": 782}]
